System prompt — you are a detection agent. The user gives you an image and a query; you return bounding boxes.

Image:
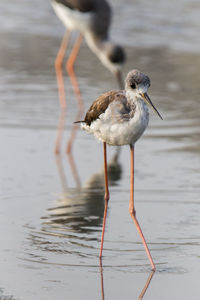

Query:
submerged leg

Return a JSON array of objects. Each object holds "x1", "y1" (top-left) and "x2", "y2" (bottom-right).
[
  {"x1": 99, "y1": 142, "x2": 110, "y2": 258},
  {"x1": 129, "y1": 144, "x2": 156, "y2": 270},
  {"x1": 55, "y1": 30, "x2": 71, "y2": 109}
]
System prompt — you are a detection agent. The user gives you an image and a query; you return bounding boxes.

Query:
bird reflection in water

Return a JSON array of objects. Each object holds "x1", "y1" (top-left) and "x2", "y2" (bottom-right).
[
  {"x1": 138, "y1": 271, "x2": 155, "y2": 300},
  {"x1": 99, "y1": 260, "x2": 155, "y2": 300},
  {"x1": 54, "y1": 83, "x2": 84, "y2": 155},
  {"x1": 42, "y1": 149, "x2": 122, "y2": 238}
]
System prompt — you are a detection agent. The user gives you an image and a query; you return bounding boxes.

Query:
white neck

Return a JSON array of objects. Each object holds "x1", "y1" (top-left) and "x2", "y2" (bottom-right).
[
  {"x1": 126, "y1": 89, "x2": 139, "y2": 103},
  {"x1": 84, "y1": 33, "x2": 117, "y2": 73}
]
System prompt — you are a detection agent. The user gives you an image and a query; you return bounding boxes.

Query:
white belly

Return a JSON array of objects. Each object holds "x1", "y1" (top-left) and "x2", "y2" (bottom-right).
[
  {"x1": 82, "y1": 101, "x2": 149, "y2": 146},
  {"x1": 51, "y1": 1, "x2": 92, "y2": 32}
]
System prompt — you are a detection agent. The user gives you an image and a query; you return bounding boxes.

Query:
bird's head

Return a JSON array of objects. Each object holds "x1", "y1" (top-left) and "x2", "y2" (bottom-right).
[
  {"x1": 125, "y1": 69, "x2": 163, "y2": 120},
  {"x1": 101, "y1": 42, "x2": 126, "y2": 89}
]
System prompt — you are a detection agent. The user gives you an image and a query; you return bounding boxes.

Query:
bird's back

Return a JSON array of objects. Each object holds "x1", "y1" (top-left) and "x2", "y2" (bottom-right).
[
  {"x1": 53, "y1": 0, "x2": 95, "y2": 12},
  {"x1": 84, "y1": 90, "x2": 130, "y2": 126},
  {"x1": 54, "y1": 0, "x2": 110, "y2": 13},
  {"x1": 53, "y1": 0, "x2": 111, "y2": 39}
]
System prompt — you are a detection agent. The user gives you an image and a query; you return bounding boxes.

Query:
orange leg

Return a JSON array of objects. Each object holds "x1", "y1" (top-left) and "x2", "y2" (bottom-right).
[
  {"x1": 55, "y1": 30, "x2": 71, "y2": 109},
  {"x1": 65, "y1": 34, "x2": 84, "y2": 154},
  {"x1": 99, "y1": 142, "x2": 110, "y2": 258},
  {"x1": 129, "y1": 144, "x2": 156, "y2": 271},
  {"x1": 66, "y1": 33, "x2": 83, "y2": 107}
]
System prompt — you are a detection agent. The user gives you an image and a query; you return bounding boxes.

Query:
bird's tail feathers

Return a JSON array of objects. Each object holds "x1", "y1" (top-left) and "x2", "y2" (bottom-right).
[{"x1": 74, "y1": 120, "x2": 85, "y2": 124}]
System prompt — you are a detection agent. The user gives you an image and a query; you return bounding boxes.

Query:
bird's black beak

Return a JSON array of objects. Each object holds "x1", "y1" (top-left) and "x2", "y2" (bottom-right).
[
  {"x1": 140, "y1": 92, "x2": 163, "y2": 120},
  {"x1": 115, "y1": 70, "x2": 124, "y2": 89}
]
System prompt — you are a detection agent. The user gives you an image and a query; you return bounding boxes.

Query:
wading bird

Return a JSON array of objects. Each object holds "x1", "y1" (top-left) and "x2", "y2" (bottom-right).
[
  {"x1": 76, "y1": 69, "x2": 163, "y2": 270},
  {"x1": 52, "y1": 0, "x2": 126, "y2": 108}
]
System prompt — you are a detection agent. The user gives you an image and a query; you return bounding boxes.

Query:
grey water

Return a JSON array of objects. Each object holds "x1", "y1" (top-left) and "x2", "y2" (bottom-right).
[{"x1": 0, "y1": 0, "x2": 200, "y2": 299}]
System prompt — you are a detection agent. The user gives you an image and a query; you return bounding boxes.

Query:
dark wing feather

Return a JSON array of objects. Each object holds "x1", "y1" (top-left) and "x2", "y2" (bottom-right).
[
  {"x1": 53, "y1": 0, "x2": 111, "y2": 39},
  {"x1": 90, "y1": 0, "x2": 111, "y2": 39},
  {"x1": 54, "y1": 0, "x2": 95, "y2": 12},
  {"x1": 84, "y1": 90, "x2": 129, "y2": 126}
]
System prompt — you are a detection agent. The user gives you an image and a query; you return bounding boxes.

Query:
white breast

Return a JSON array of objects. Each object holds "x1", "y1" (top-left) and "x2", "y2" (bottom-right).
[
  {"x1": 51, "y1": 1, "x2": 92, "y2": 32},
  {"x1": 82, "y1": 99, "x2": 149, "y2": 146}
]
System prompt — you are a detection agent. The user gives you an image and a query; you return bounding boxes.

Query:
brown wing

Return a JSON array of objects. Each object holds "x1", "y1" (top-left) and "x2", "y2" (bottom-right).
[{"x1": 84, "y1": 90, "x2": 127, "y2": 125}]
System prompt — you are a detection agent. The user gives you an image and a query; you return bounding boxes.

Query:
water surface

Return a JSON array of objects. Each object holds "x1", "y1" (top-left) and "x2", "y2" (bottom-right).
[{"x1": 0, "y1": 0, "x2": 200, "y2": 299}]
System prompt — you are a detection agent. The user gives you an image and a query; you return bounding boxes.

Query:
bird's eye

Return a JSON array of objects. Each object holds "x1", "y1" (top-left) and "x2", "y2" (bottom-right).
[{"x1": 130, "y1": 83, "x2": 136, "y2": 89}]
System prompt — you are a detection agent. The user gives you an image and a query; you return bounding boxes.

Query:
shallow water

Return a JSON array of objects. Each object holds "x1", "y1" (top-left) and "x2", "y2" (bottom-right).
[{"x1": 0, "y1": 0, "x2": 200, "y2": 299}]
